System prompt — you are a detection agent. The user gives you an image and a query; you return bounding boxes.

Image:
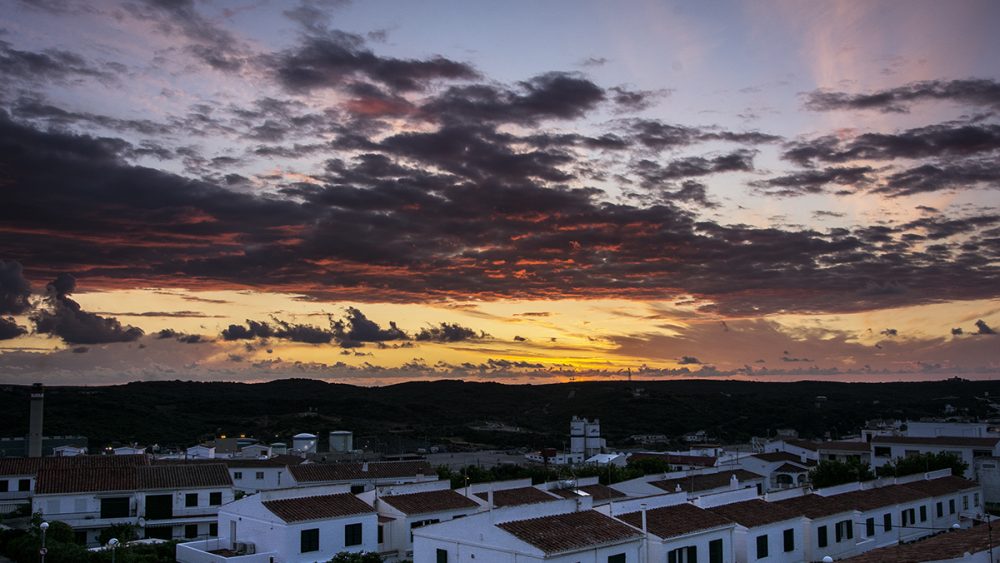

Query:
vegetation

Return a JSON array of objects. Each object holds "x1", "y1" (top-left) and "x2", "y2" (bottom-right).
[
  {"x1": 1, "y1": 378, "x2": 997, "y2": 452},
  {"x1": 0, "y1": 518, "x2": 176, "y2": 563},
  {"x1": 808, "y1": 459, "x2": 875, "y2": 488},
  {"x1": 876, "y1": 452, "x2": 969, "y2": 478},
  {"x1": 437, "y1": 457, "x2": 670, "y2": 488},
  {"x1": 97, "y1": 523, "x2": 137, "y2": 546}
]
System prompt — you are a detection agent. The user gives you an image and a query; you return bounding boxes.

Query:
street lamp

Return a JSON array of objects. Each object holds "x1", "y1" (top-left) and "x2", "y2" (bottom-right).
[
  {"x1": 108, "y1": 538, "x2": 120, "y2": 563},
  {"x1": 822, "y1": 557, "x2": 834, "y2": 563},
  {"x1": 39, "y1": 521, "x2": 48, "y2": 563}
]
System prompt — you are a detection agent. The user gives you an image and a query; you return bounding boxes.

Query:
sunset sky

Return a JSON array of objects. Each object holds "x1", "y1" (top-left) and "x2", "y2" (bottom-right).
[{"x1": 1, "y1": 0, "x2": 998, "y2": 385}]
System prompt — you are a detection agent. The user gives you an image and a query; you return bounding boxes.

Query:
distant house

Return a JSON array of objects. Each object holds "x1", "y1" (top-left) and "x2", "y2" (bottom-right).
[
  {"x1": 617, "y1": 503, "x2": 735, "y2": 563},
  {"x1": 113, "y1": 445, "x2": 146, "y2": 456},
  {"x1": 288, "y1": 460, "x2": 436, "y2": 492},
  {"x1": 737, "y1": 452, "x2": 813, "y2": 491},
  {"x1": 649, "y1": 470, "x2": 765, "y2": 499},
  {"x1": 816, "y1": 440, "x2": 872, "y2": 465},
  {"x1": 370, "y1": 483, "x2": 482, "y2": 559},
  {"x1": 0, "y1": 457, "x2": 41, "y2": 514},
  {"x1": 707, "y1": 499, "x2": 806, "y2": 563},
  {"x1": 52, "y1": 445, "x2": 87, "y2": 457},
  {"x1": 185, "y1": 444, "x2": 215, "y2": 459},
  {"x1": 240, "y1": 443, "x2": 272, "y2": 459},
  {"x1": 225, "y1": 458, "x2": 289, "y2": 492},
  {"x1": 176, "y1": 486, "x2": 378, "y2": 563}
]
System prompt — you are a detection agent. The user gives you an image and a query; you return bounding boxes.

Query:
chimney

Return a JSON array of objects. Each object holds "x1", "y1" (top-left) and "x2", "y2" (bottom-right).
[
  {"x1": 362, "y1": 462, "x2": 369, "y2": 472},
  {"x1": 640, "y1": 503, "x2": 648, "y2": 534},
  {"x1": 28, "y1": 383, "x2": 44, "y2": 457},
  {"x1": 729, "y1": 474, "x2": 739, "y2": 490}
]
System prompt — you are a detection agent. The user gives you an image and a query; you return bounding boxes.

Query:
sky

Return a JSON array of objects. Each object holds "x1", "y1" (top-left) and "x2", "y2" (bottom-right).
[{"x1": 0, "y1": 0, "x2": 998, "y2": 386}]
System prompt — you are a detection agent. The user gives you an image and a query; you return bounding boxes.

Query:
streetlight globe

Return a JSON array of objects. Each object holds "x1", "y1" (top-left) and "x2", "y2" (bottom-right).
[
  {"x1": 822, "y1": 557, "x2": 834, "y2": 563},
  {"x1": 952, "y1": 523, "x2": 961, "y2": 530},
  {"x1": 39, "y1": 522, "x2": 49, "y2": 530},
  {"x1": 108, "y1": 538, "x2": 120, "y2": 548}
]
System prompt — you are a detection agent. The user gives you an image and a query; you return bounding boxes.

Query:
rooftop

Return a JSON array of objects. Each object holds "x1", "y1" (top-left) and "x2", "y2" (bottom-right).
[
  {"x1": 708, "y1": 499, "x2": 802, "y2": 528},
  {"x1": 871, "y1": 436, "x2": 1000, "y2": 447},
  {"x1": 474, "y1": 486, "x2": 559, "y2": 507},
  {"x1": 842, "y1": 523, "x2": 995, "y2": 563},
  {"x1": 380, "y1": 489, "x2": 480, "y2": 515},
  {"x1": 549, "y1": 484, "x2": 626, "y2": 501},
  {"x1": 817, "y1": 440, "x2": 871, "y2": 452},
  {"x1": 618, "y1": 503, "x2": 733, "y2": 539},
  {"x1": 902, "y1": 475, "x2": 979, "y2": 496},
  {"x1": 650, "y1": 470, "x2": 763, "y2": 494},
  {"x1": 498, "y1": 510, "x2": 643, "y2": 555},
  {"x1": 263, "y1": 493, "x2": 375, "y2": 523},
  {"x1": 628, "y1": 452, "x2": 717, "y2": 467}
]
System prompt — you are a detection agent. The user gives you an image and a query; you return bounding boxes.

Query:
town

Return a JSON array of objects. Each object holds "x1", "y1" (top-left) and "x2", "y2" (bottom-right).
[{"x1": 1, "y1": 383, "x2": 999, "y2": 563}]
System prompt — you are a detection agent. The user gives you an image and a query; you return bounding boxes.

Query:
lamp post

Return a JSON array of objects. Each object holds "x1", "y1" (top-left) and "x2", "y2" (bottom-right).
[
  {"x1": 39, "y1": 521, "x2": 48, "y2": 563},
  {"x1": 108, "y1": 538, "x2": 120, "y2": 563}
]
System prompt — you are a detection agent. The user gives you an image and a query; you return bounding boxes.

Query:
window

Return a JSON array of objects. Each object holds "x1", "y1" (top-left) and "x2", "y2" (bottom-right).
[
  {"x1": 904, "y1": 449, "x2": 920, "y2": 458},
  {"x1": 0, "y1": 480, "x2": 7, "y2": 492},
  {"x1": 710, "y1": 538, "x2": 723, "y2": 563},
  {"x1": 902, "y1": 508, "x2": 915, "y2": 526},
  {"x1": 351, "y1": 484, "x2": 365, "y2": 494},
  {"x1": 975, "y1": 493, "x2": 981, "y2": 507},
  {"x1": 186, "y1": 493, "x2": 198, "y2": 507},
  {"x1": 437, "y1": 549, "x2": 449, "y2": 563},
  {"x1": 608, "y1": 555, "x2": 626, "y2": 563},
  {"x1": 865, "y1": 517, "x2": 875, "y2": 537},
  {"x1": 883, "y1": 513, "x2": 892, "y2": 532},
  {"x1": 937, "y1": 502, "x2": 943, "y2": 518},
  {"x1": 256, "y1": 471, "x2": 264, "y2": 480},
  {"x1": 783, "y1": 528, "x2": 794, "y2": 552},
  {"x1": 18, "y1": 479, "x2": 30, "y2": 492},
  {"x1": 345, "y1": 523, "x2": 362, "y2": 546},
  {"x1": 835, "y1": 520, "x2": 853, "y2": 542},
  {"x1": 184, "y1": 524, "x2": 198, "y2": 539},
  {"x1": 874, "y1": 446, "x2": 891, "y2": 457},
  {"x1": 920, "y1": 505, "x2": 927, "y2": 522},
  {"x1": 300, "y1": 528, "x2": 319, "y2": 553},
  {"x1": 974, "y1": 449, "x2": 992, "y2": 458},
  {"x1": 233, "y1": 471, "x2": 243, "y2": 480},
  {"x1": 100, "y1": 497, "x2": 130, "y2": 519},
  {"x1": 818, "y1": 525, "x2": 828, "y2": 548},
  {"x1": 963, "y1": 495, "x2": 969, "y2": 510},
  {"x1": 209, "y1": 523, "x2": 218, "y2": 537},
  {"x1": 210, "y1": 492, "x2": 222, "y2": 506},
  {"x1": 667, "y1": 547, "x2": 696, "y2": 563},
  {"x1": 949, "y1": 499, "x2": 956, "y2": 514},
  {"x1": 377, "y1": 525, "x2": 384, "y2": 544},
  {"x1": 756, "y1": 534, "x2": 768, "y2": 558}
]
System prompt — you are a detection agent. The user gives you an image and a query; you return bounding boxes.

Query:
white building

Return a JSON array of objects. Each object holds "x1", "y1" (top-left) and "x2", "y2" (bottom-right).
[
  {"x1": 52, "y1": 445, "x2": 87, "y2": 457},
  {"x1": 707, "y1": 499, "x2": 806, "y2": 563},
  {"x1": 32, "y1": 457, "x2": 234, "y2": 546},
  {"x1": 0, "y1": 457, "x2": 39, "y2": 514},
  {"x1": 240, "y1": 444, "x2": 272, "y2": 459},
  {"x1": 186, "y1": 444, "x2": 215, "y2": 459},
  {"x1": 616, "y1": 503, "x2": 736, "y2": 563},
  {"x1": 114, "y1": 445, "x2": 146, "y2": 455},
  {"x1": 570, "y1": 417, "x2": 606, "y2": 458},
  {"x1": 870, "y1": 436, "x2": 1000, "y2": 479},
  {"x1": 227, "y1": 458, "x2": 289, "y2": 492},
  {"x1": 735, "y1": 452, "x2": 812, "y2": 491},
  {"x1": 414, "y1": 505, "x2": 644, "y2": 563},
  {"x1": 816, "y1": 441, "x2": 872, "y2": 465},
  {"x1": 364, "y1": 481, "x2": 483, "y2": 560},
  {"x1": 177, "y1": 486, "x2": 378, "y2": 563},
  {"x1": 287, "y1": 460, "x2": 436, "y2": 492}
]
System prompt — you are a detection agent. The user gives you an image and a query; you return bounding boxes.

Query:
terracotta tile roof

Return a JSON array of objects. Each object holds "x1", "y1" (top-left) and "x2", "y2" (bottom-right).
[
  {"x1": 223, "y1": 459, "x2": 286, "y2": 468},
  {"x1": 263, "y1": 493, "x2": 375, "y2": 523},
  {"x1": 825, "y1": 485, "x2": 927, "y2": 512},
  {"x1": 35, "y1": 461, "x2": 231, "y2": 494},
  {"x1": 380, "y1": 489, "x2": 479, "y2": 515},
  {"x1": 289, "y1": 460, "x2": 431, "y2": 483},
  {"x1": 138, "y1": 464, "x2": 232, "y2": 489},
  {"x1": 618, "y1": 503, "x2": 733, "y2": 539},
  {"x1": 628, "y1": 453, "x2": 717, "y2": 467},
  {"x1": 708, "y1": 499, "x2": 802, "y2": 528},
  {"x1": 650, "y1": 470, "x2": 763, "y2": 494},
  {"x1": 871, "y1": 436, "x2": 1000, "y2": 447},
  {"x1": 0, "y1": 457, "x2": 42, "y2": 476},
  {"x1": 842, "y1": 522, "x2": 994, "y2": 563},
  {"x1": 474, "y1": 487, "x2": 559, "y2": 507},
  {"x1": 902, "y1": 476, "x2": 979, "y2": 496},
  {"x1": 773, "y1": 462, "x2": 809, "y2": 473},
  {"x1": 752, "y1": 452, "x2": 807, "y2": 463},
  {"x1": 817, "y1": 441, "x2": 870, "y2": 452},
  {"x1": 772, "y1": 494, "x2": 856, "y2": 519},
  {"x1": 270, "y1": 454, "x2": 305, "y2": 466},
  {"x1": 46, "y1": 454, "x2": 150, "y2": 468},
  {"x1": 36, "y1": 467, "x2": 138, "y2": 494},
  {"x1": 499, "y1": 510, "x2": 643, "y2": 554},
  {"x1": 549, "y1": 484, "x2": 626, "y2": 501},
  {"x1": 784, "y1": 439, "x2": 819, "y2": 451}
]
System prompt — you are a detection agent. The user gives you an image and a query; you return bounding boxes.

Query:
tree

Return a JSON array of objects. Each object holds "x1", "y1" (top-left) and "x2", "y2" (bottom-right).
[
  {"x1": 877, "y1": 452, "x2": 968, "y2": 478},
  {"x1": 329, "y1": 551, "x2": 384, "y2": 563},
  {"x1": 97, "y1": 523, "x2": 137, "y2": 547},
  {"x1": 809, "y1": 459, "x2": 875, "y2": 488}
]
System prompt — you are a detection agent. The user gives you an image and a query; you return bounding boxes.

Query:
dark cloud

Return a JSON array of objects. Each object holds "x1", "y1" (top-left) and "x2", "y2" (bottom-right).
[
  {"x1": 804, "y1": 78, "x2": 1000, "y2": 113},
  {"x1": 0, "y1": 39, "x2": 117, "y2": 85},
  {"x1": 415, "y1": 322, "x2": 486, "y2": 342},
  {"x1": 222, "y1": 318, "x2": 335, "y2": 343},
  {"x1": 332, "y1": 307, "x2": 406, "y2": 345},
  {"x1": 952, "y1": 327, "x2": 964, "y2": 335},
  {"x1": 31, "y1": 274, "x2": 144, "y2": 344},
  {"x1": 875, "y1": 159, "x2": 1000, "y2": 197},
  {"x1": 0, "y1": 317, "x2": 27, "y2": 340},
  {"x1": 155, "y1": 328, "x2": 204, "y2": 343},
  {"x1": 975, "y1": 319, "x2": 997, "y2": 335},
  {"x1": 783, "y1": 124, "x2": 1000, "y2": 167},
  {"x1": 513, "y1": 335, "x2": 527, "y2": 342},
  {"x1": 126, "y1": 0, "x2": 249, "y2": 71},
  {"x1": 633, "y1": 150, "x2": 755, "y2": 187},
  {"x1": 751, "y1": 166, "x2": 874, "y2": 196},
  {"x1": 609, "y1": 86, "x2": 665, "y2": 112},
  {"x1": 678, "y1": 355, "x2": 701, "y2": 365},
  {"x1": 421, "y1": 72, "x2": 604, "y2": 125},
  {"x1": 880, "y1": 328, "x2": 898, "y2": 337},
  {"x1": 0, "y1": 260, "x2": 32, "y2": 315},
  {"x1": 268, "y1": 30, "x2": 476, "y2": 93},
  {"x1": 624, "y1": 119, "x2": 781, "y2": 151},
  {"x1": 221, "y1": 320, "x2": 275, "y2": 340}
]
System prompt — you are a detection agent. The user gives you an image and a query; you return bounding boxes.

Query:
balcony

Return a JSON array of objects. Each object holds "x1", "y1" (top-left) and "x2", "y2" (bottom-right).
[{"x1": 175, "y1": 539, "x2": 277, "y2": 563}]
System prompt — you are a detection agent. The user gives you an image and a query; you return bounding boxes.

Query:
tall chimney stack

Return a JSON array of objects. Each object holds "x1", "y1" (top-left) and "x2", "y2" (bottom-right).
[{"x1": 28, "y1": 383, "x2": 44, "y2": 457}]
